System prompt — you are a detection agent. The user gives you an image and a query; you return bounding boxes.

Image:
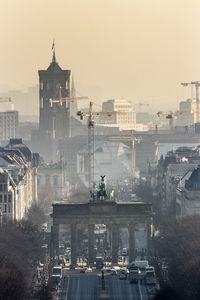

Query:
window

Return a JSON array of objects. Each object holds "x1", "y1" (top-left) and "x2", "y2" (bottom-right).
[
  {"x1": 4, "y1": 195, "x2": 7, "y2": 203},
  {"x1": 0, "y1": 184, "x2": 2, "y2": 192},
  {"x1": 53, "y1": 175, "x2": 58, "y2": 186},
  {"x1": 4, "y1": 205, "x2": 7, "y2": 213},
  {"x1": 8, "y1": 194, "x2": 11, "y2": 203},
  {"x1": 8, "y1": 204, "x2": 11, "y2": 213},
  {"x1": 45, "y1": 175, "x2": 50, "y2": 185},
  {"x1": 0, "y1": 195, "x2": 2, "y2": 202},
  {"x1": 3, "y1": 184, "x2": 7, "y2": 192}
]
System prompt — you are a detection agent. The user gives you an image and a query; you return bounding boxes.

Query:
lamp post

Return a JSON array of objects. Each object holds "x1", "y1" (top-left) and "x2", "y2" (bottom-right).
[{"x1": 0, "y1": 208, "x2": 2, "y2": 226}]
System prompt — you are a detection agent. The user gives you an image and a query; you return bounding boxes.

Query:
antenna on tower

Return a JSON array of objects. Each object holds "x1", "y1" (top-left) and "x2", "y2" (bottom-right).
[{"x1": 51, "y1": 39, "x2": 56, "y2": 62}]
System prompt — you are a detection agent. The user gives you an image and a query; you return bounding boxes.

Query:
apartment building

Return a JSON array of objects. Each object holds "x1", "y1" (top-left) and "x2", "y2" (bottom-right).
[
  {"x1": 0, "y1": 139, "x2": 39, "y2": 221},
  {"x1": 0, "y1": 110, "x2": 18, "y2": 141}
]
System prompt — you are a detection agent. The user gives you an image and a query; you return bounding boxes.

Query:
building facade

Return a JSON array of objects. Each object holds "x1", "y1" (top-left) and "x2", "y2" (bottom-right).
[
  {"x1": 37, "y1": 162, "x2": 69, "y2": 200},
  {"x1": 176, "y1": 167, "x2": 200, "y2": 216},
  {"x1": 0, "y1": 139, "x2": 39, "y2": 221},
  {"x1": 98, "y1": 99, "x2": 137, "y2": 130},
  {"x1": 0, "y1": 110, "x2": 18, "y2": 141},
  {"x1": 149, "y1": 145, "x2": 200, "y2": 219}
]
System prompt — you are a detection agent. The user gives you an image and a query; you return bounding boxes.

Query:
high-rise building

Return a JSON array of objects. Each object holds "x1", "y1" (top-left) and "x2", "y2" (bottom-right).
[
  {"x1": 0, "y1": 110, "x2": 18, "y2": 141},
  {"x1": 97, "y1": 99, "x2": 137, "y2": 130},
  {"x1": 176, "y1": 98, "x2": 196, "y2": 127},
  {"x1": 38, "y1": 48, "x2": 71, "y2": 139}
]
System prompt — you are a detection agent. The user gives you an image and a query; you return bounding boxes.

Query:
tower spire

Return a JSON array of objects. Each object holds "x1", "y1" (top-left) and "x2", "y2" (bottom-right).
[{"x1": 52, "y1": 40, "x2": 56, "y2": 62}]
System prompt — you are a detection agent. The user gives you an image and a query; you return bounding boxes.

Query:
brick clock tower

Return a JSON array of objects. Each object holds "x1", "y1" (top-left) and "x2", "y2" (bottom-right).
[{"x1": 38, "y1": 46, "x2": 71, "y2": 140}]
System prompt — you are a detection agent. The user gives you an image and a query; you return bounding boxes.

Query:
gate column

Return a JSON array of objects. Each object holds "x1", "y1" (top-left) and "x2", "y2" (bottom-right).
[
  {"x1": 129, "y1": 222, "x2": 136, "y2": 263},
  {"x1": 71, "y1": 223, "x2": 77, "y2": 265},
  {"x1": 88, "y1": 224, "x2": 95, "y2": 265},
  {"x1": 111, "y1": 224, "x2": 119, "y2": 264},
  {"x1": 146, "y1": 222, "x2": 151, "y2": 259}
]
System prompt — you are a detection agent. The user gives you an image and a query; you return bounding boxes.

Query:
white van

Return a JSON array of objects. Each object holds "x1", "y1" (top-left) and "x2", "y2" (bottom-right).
[
  {"x1": 133, "y1": 260, "x2": 149, "y2": 270},
  {"x1": 52, "y1": 266, "x2": 62, "y2": 281},
  {"x1": 122, "y1": 248, "x2": 128, "y2": 255}
]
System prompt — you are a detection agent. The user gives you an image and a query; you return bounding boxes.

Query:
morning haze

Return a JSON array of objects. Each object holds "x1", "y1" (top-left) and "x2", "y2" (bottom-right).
[
  {"x1": 1, "y1": 1, "x2": 200, "y2": 299},
  {"x1": 1, "y1": 0, "x2": 200, "y2": 114}
]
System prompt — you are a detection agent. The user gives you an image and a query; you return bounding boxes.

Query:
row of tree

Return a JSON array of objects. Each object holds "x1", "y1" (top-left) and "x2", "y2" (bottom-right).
[
  {"x1": 0, "y1": 185, "x2": 56, "y2": 299},
  {"x1": 154, "y1": 215, "x2": 200, "y2": 300},
  {"x1": 0, "y1": 219, "x2": 48, "y2": 299}
]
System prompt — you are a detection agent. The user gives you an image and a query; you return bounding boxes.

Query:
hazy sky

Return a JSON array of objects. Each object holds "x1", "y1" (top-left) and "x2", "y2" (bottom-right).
[{"x1": 1, "y1": 0, "x2": 200, "y2": 112}]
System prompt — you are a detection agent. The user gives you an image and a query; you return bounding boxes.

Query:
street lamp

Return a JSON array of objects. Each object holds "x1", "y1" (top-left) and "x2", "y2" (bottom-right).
[{"x1": 0, "y1": 208, "x2": 3, "y2": 226}]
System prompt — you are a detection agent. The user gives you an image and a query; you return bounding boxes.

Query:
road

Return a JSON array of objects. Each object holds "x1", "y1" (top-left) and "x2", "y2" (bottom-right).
[
  {"x1": 58, "y1": 270, "x2": 151, "y2": 300},
  {"x1": 108, "y1": 275, "x2": 149, "y2": 300},
  {"x1": 58, "y1": 273, "x2": 99, "y2": 300}
]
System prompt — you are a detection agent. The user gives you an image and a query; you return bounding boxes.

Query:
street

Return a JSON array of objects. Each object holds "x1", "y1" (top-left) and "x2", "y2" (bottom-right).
[
  {"x1": 57, "y1": 270, "x2": 151, "y2": 300},
  {"x1": 108, "y1": 275, "x2": 149, "y2": 300},
  {"x1": 58, "y1": 273, "x2": 99, "y2": 300}
]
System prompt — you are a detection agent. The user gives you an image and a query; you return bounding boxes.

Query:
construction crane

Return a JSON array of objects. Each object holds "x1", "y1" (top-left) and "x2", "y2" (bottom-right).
[
  {"x1": 0, "y1": 97, "x2": 11, "y2": 102},
  {"x1": 108, "y1": 131, "x2": 142, "y2": 186},
  {"x1": 77, "y1": 102, "x2": 126, "y2": 191},
  {"x1": 181, "y1": 81, "x2": 200, "y2": 123},
  {"x1": 49, "y1": 88, "x2": 88, "y2": 138}
]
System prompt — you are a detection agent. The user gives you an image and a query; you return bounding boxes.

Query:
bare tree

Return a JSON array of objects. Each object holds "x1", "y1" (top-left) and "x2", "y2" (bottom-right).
[
  {"x1": 27, "y1": 203, "x2": 46, "y2": 228},
  {"x1": 0, "y1": 220, "x2": 45, "y2": 296},
  {"x1": 38, "y1": 185, "x2": 56, "y2": 213},
  {"x1": 154, "y1": 215, "x2": 200, "y2": 300},
  {"x1": 0, "y1": 261, "x2": 27, "y2": 300}
]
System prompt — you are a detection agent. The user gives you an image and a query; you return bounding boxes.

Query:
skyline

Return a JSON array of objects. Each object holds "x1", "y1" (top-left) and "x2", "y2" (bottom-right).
[{"x1": 1, "y1": 0, "x2": 200, "y2": 114}]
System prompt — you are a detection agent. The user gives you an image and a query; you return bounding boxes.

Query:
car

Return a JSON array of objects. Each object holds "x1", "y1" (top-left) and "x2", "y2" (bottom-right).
[
  {"x1": 51, "y1": 282, "x2": 58, "y2": 292},
  {"x1": 119, "y1": 273, "x2": 127, "y2": 280},
  {"x1": 85, "y1": 267, "x2": 93, "y2": 273},
  {"x1": 119, "y1": 270, "x2": 127, "y2": 280},
  {"x1": 145, "y1": 266, "x2": 155, "y2": 273},
  {"x1": 113, "y1": 265, "x2": 120, "y2": 271},
  {"x1": 111, "y1": 269, "x2": 118, "y2": 275},
  {"x1": 70, "y1": 265, "x2": 76, "y2": 270},
  {"x1": 80, "y1": 268, "x2": 86, "y2": 273},
  {"x1": 122, "y1": 248, "x2": 128, "y2": 256},
  {"x1": 106, "y1": 268, "x2": 112, "y2": 273}
]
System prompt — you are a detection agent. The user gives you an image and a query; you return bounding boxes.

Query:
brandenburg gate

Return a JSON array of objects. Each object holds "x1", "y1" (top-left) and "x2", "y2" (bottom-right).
[{"x1": 51, "y1": 199, "x2": 153, "y2": 264}]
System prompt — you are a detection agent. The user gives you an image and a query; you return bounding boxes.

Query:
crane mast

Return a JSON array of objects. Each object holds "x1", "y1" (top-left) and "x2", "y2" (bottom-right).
[
  {"x1": 88, "y1": 102, "x2": 95, "y2": 191},
  {"x1": 77, "y1": 102, "x2": 126, "y2": 191}
]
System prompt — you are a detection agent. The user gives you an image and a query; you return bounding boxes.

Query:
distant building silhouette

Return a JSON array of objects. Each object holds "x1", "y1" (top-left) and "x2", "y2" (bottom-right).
[{"x1": 38, "y1": 47, "x2": 71, "y2": 139}]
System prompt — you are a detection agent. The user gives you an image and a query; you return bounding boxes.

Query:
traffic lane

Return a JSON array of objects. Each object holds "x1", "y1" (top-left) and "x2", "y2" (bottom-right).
[
  {"x1": 138, "y1": 280, "x2": 150, "y2": 300},
  {"x1": 63, "y1": 273, "x2": 98, "y2": 300},
  {"x1": 108, "y1": 274, "x2": 151, "y2": 300},
  {"x1": 108, "y1": 274, "x2": 140, "y2": 300}
]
